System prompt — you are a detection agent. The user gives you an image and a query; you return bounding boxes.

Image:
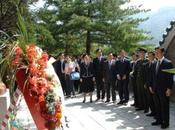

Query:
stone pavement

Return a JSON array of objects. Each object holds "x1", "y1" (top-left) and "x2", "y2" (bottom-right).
[{"x1": 16, "y1": 94, "x2": 175, "y2": 130}]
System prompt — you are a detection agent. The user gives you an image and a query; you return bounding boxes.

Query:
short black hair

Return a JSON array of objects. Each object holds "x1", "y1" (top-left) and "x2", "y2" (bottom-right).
[
  {"x1": 96, "y1": 48, "x2": 102, "y2": 53},
  {"x1": 113, "y1": 53, "x2": 117, "y2": 57},
  {"x1": 82, "y1": 53, "x2": 88, "y2": 59},
  {"x1": 155, "y1": 46, "x2": 165, "y2": 52},
  {"x1": 131, "y1": 52, "x2": 139, "y2": 57},
  {"x1": 58, "y1": 52, "x2": 64, "y2": 57},
  {"x1": 137, "y1": 47, "x2": 147, "y2": 53},
  {"x1": 148, "y1": 51, "x2": 155, "y2": 56}
]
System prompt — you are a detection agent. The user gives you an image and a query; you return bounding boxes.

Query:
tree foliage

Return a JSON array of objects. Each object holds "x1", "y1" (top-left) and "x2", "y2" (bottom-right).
[
  {"x1": 0, "y1": 0, "x2": 152, "y2": 56},
  {"x1": 34, "y1": 0, "x2": 151, "y2": 55}
]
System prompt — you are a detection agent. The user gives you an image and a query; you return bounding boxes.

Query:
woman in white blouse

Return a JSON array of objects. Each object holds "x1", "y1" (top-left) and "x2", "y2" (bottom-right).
[{"x1": 64, "y1": 56, "x2": 78, "y2": 98}]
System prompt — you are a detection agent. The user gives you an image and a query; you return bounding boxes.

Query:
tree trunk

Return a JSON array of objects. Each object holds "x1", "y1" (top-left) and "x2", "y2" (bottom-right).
[
  {"x1": 86, "y1": 31, "x2": 91, "y2": 55},
  {"x1": 86, "y1": 0, "x2": 92, "y2": 55}
]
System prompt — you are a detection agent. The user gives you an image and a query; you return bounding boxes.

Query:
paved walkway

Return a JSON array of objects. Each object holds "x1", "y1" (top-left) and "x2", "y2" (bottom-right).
[{"x1": 16, "y1": 94, "x2": 175, "y2": 130}]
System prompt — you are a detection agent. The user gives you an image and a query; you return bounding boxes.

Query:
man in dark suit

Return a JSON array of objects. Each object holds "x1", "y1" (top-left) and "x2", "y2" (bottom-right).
[
  {"x1": 103, "y1": 53, "x2": 116, "y2": 103},
  {"x1": 115, "y1": 50, "x2": 131, "y2": 104},
  {"x1": 52, "y1": 53, "x2": 66, "y2": 95},
  {"x1": 93, "y1": 49, "x2": 106, "y2": 101},
  {"x1": 150, "y1": 47, "x2": 173, "y2": 129},
  {"x1": 130, "y1": 52, "x2": 139, "y2": 107},
  {"x1": 134, "y1": 48, "x2": 149, "y2": 111},
  {"x1": 144, "y1": 51, "x2": 156, "y2": 117}
]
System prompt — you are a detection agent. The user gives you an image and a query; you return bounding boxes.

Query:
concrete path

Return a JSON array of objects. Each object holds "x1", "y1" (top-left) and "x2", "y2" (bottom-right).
[{"x1": 16, "y1": 94, "x2": 175, "y2": 130}]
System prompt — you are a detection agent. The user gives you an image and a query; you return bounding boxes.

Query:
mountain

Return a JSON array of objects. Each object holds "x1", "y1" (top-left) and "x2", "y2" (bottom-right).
[{"x1": 138, "y1": 7, "x2": 175, "y2": 44}]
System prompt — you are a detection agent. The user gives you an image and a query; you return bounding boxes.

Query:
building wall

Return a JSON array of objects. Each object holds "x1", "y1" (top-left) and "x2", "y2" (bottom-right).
[{"x1": 165, "y1": 37, "x2": 175, "y2": 101}]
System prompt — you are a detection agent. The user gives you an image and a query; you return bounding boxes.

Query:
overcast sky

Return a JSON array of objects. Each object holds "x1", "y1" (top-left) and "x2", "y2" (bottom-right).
[{"x1": 32, "y1": 0, "x2": 175, "y2": 12}]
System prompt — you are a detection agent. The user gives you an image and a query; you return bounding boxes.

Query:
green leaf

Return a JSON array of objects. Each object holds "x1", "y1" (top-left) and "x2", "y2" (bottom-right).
[{"x1": 162, "y1": 68, "x2": 175, "y2": 74}]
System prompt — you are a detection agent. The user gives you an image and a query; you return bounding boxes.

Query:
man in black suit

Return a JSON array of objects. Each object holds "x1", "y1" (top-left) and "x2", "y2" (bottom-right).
[
  {"x1": 150, "y1": 47, "x2": 173, "y2": 129},
  {"x1": 103, "y1": 53, "x2": 116, "y2": 103},
  {"x1": 144, "y1": 51, "x2": 156, "y2": 117},
  {"x1": 130, "y1": 53, "x2": 139, "y2": 107},
  {"x1": 134, "y1": 48, "x2": 149, "y2": 111},
  {"x1": 93, "y1": 49, "x2": 105, "y2": 101},
  {"x1": 115, "y1": 50, "x2": 131, "y2": 104},
  {"x1": 52, "y1": 53, "x2": 66, "y2": 95}
]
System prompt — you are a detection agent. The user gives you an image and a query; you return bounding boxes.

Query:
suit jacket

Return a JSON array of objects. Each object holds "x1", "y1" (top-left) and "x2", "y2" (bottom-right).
[
  {"x1": 93, "y1": 57, "x2": 106, "y2": 80},
  {"x1": 115, "y1": 58, "x2": 131, "y2": 79},
  {"x1": 52, "y1": 60, "x2": 65, "y2": 78},
  {"x1": 80, "y1": 62, "x2": 95, "y2": 78},
  {"x1": 103, "y1": 60, "x2": 116, "y2": 82},
  {"x1": 151, "y1": 58, "x2": 173, "y2": 93},
  {"x1": 144, "y1": 61, "x2": 155, "y2": 87}
]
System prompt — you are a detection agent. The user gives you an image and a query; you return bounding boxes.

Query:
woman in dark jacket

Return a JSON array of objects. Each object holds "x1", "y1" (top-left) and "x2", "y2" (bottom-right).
[{"x1": 80, "y1": 54, "x2": 95, "y2": 103}]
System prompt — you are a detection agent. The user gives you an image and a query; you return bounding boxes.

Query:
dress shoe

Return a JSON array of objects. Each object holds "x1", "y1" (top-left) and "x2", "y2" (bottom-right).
[
  {"x1": 144, "y1": 110, "x2": 149, "y2": 113},
  {"x1": 90, "y1": 99, "x2": 93, "y2": 103},
  {"x1": 135, "y1": 108, "x2": 144, "y2": 111},
  {"x1": 123, "y1": 100, "x2": 128, "y2": 104},
  {"x1": 83, "y1": 99, "x2": 86, "y2": 103},
  {"x1": 146, "y1": 113, "x2": 155, "y2": 117},
  {"x1": 131, "y1": 103, "x2": 135, "y2": 106},
  {"x1": 105, "y1": 100, "x2": 110, "y2": 103},
  {"x1": 95, "y1": 98, "x2": 100, "y2": 102},
  {"x1": 151, "y1": 121, "x2": 161, "y2": 126},
  {"x1": 161, "y1": 123, "x2": 169, "y2": 129},
  {"x1": 117, "y1": 101, "x2": 123, "y2": 105}
]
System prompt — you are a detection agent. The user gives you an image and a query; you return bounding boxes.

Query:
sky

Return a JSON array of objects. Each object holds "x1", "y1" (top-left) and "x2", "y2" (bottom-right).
[
  {"x1": 32, "y1": 0, "x2": 175, "y2": 12},
  {"x1": 129, "y1": 0, "x2": 175, "y2": 12}
]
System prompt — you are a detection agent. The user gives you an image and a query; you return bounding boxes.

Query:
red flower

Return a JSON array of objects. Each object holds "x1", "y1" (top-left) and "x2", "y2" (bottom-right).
[
  {"x1": 15, "y1": 47, "x2": 23, "y2": 56},
  {"x1": 42, "y1": 52, "x2": 49, "y2": 62},
  {"x1": 29, "y1": 63, "x2": 38, "y2": 76}
]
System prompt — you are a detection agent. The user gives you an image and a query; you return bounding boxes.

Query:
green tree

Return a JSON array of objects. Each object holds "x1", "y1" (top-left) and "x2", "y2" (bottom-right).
[{"x1": 36, "y1": 0, "x2": 150, "y2": 55}]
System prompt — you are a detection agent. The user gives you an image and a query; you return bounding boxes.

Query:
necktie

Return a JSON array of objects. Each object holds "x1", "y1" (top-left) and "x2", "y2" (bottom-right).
[
  {"x1": 109, "y1": 61, "x2": 111, "y2": 69},
  {"x1": 156, "y1": 60, "x2": 160, "y2": 74},
  {"x1": 61, "y1": 61, "x2": 64, "y2": 73}
]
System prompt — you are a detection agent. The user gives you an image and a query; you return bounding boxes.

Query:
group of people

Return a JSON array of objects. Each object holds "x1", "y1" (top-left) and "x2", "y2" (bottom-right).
[{"x1": 52, "y1": 46, "x2": 174, "y2": 129}]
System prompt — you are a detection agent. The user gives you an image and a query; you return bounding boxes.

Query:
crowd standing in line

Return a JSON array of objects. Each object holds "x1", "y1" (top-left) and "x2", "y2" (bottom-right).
[{"x1": 52, "y1": 46, "x2": 174, "y2": 129}]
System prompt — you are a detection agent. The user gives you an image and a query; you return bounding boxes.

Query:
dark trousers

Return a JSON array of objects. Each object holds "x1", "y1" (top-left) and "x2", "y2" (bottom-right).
[
  {"x1": 65, "y1": 74, "x2": 75, "y2": 96},
  {"x1": 136, "y1": 78, "x2": 145, "y2": 109},
  {"x1": 145, "y1": 87, "x2": 155, "y2": 114},
  {"x1": 105, "y1": 80, "x2": 116, "y2": 101},
  {"x1": 153, "y1": 92, "x2": 170, "y2": 124},
  {"x1": 118, "y1": 79, "x2": 129, "y2": 102},
  {"x1": 144, "y1": 87, "x2": 150, "y2": 111},
  {"x1": 96, "y1": 79, "x2": 105, "y2": 99},
  {"x1": 74, "y1": 80, "x2": 80, "y2": 92},
  {"x1": 59, "y1": 74, "x2": 66, "y2": 95}
]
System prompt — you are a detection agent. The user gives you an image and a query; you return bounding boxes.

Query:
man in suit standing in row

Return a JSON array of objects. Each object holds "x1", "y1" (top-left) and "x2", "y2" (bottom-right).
[
  {"x1": 103, "y1": 53, "x2": 116, "y2": 103},
  {"x1": 144, "y1": 51, "x2": 156, "y2": 117},
  {"x1": 93, "y1": 49, "x2": 106, "y2": 101},
  {"x1": 151, "y1": 47, "x2": 173, "y2": 129},
  {"x1": 134, "y1": 48, "x2": 149, "y2": 111},
  {"x1": 115, "y1": 50, "x2": 131, "y2": 104},
  {"x1": 52, "y1": 53, "x2": 66, "y2": 95}
]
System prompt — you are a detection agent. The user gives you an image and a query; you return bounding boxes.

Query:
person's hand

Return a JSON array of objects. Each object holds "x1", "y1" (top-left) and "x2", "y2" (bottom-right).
[
  {"x1": 149, "y1": 87, "x2": 154, "y2": 94},
  {"x1": 93, "y1": 77, "x2": 95, "y2": 82},
  {"x1": 166, "y1": 88, "x2": 172, "y2": 97},
  {"x1": 80, "y1": 78, "x2": 83, "y2": 82},
  {"x1": 122, "y1": 75, "x2": 126, "y2": 80},
  {"x1": 117, "y1": 75, "x2": 121, "y2": 80}
]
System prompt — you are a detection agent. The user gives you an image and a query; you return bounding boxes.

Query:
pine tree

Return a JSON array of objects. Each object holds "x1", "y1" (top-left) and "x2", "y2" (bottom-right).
[{"x1": 36, "y1": 0, "x2": 150, "y2": 55}]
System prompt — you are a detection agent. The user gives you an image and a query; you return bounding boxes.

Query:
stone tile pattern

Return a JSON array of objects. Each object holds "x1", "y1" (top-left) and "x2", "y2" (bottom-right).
[{"x1": 16, "y1": 94, "x2": 175, "y2": 130}]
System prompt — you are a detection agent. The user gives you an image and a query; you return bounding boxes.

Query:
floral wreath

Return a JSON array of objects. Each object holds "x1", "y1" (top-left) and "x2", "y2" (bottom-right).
[{"x1": 12, "y1": 44, "x2": 62, "y2": 129}]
